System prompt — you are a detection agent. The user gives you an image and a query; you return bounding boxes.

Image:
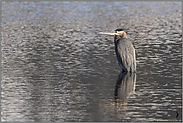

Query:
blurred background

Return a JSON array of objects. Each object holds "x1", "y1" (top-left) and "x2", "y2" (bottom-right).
[{"x1": 1, "y1": 1, "x2": 182, "y2": 122}]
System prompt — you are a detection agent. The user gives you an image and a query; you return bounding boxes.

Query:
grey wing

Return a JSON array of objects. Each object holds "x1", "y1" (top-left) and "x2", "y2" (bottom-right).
[{"x1": 118, "y1": 39, "x2": 136, "y2": 72}]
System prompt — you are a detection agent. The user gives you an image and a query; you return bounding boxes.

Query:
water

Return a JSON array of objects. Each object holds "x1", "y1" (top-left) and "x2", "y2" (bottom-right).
[{"x1": 1, "y1": 1, "x2": 182, "y2": 122}]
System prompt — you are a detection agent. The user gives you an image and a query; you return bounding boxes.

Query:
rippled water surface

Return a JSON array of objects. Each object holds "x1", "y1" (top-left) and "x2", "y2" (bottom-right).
[{"x1": 1, "y1": 1, "x2": 182, "y2": 122}]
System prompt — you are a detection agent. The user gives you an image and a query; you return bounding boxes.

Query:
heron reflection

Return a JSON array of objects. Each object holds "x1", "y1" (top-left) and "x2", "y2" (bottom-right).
[
  {"x1": 114, "y1": 72, "x2": 136, "y2": 116},
  {"x1": 99, "y1": 29, "x2": 136, "y2": 73}
]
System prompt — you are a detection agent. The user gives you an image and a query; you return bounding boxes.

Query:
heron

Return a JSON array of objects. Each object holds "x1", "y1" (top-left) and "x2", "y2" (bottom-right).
[{"x1": 99, "y1": 29, "x2": 136, "y2": 73}]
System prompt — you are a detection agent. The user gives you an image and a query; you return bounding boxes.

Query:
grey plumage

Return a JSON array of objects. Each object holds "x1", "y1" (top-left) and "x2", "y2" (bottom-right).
[{"x1": 114, "y1": 37, "x2": 136, "y2": 73}]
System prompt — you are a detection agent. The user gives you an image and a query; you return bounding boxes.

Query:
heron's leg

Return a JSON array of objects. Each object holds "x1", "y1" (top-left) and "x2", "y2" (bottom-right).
[
  {"x1": 119, "y1": 64, "x2": 127, "y2": 73},
  {"x1": 122, "y1": 69, "x2": 127, "y2": 73}
]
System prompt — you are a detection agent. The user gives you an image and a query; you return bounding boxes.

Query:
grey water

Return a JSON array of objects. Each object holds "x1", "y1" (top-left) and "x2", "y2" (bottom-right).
[{"x1": 1, "y1": 1, "x2": 182, "y2": 122}]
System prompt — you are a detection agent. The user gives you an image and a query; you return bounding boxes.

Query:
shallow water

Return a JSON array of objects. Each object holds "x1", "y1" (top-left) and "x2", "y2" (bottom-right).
[{"x1": 1, "y1": 1, "x2": 182, "y2": 122}]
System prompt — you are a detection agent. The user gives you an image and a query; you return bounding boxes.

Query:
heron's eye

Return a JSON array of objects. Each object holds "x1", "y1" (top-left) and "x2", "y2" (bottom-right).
[{"x1": 115, "y1": 31, "x2": 118, "y2": 33}]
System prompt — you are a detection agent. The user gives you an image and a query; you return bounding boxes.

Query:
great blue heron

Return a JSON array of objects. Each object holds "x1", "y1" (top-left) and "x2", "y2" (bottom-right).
[{"x1": 99, "y1": 29, "x2": 136, "y2": 73}]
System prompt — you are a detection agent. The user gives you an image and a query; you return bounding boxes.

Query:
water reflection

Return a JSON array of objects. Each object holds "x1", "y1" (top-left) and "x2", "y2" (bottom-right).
[{"x1": 114, "y1": 72, "x2": 136, "y2": 118}]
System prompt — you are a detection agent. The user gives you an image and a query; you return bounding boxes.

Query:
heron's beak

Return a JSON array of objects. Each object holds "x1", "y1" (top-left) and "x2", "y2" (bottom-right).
[{"x1": 99, "y1": 32, "x2": 120, "y2": 35}]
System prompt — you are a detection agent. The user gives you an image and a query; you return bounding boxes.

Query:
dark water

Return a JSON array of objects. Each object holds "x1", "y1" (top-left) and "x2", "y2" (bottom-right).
[{"x1": 1, "y1": 1, "x2": 182, "y2": 122}]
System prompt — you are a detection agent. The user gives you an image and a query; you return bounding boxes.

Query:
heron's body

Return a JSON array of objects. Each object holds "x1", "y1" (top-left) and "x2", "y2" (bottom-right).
[
  {"x1": 99, "y1": 29, "x2": 136, "y2": 73},
  {"x1": 114, "y1": 37, "x2": 136, "y2": 73}
]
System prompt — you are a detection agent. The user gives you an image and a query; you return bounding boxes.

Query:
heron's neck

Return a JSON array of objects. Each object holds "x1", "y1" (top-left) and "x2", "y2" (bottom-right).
[
  {"x1": 114, "y1": 35, "x2": 123, "y2": 42},
  {"x1": 114, "y1": 38, "x2": 119, "y2": 51},
  {"x1": 122, "y1": 32, "x2": 127, "y2": 38}
]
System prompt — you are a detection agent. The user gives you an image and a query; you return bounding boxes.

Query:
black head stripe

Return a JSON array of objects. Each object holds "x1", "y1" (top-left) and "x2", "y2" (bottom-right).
[{"x1": 115, "y1": 29, "x2": 124, "y2": 31}]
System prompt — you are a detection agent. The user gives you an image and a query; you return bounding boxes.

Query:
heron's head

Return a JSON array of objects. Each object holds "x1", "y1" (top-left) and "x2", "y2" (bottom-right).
[
  {"x1": 114, "y1": 29, "x2": 127, "y2": 41},
  {"x1": 99, "y1": 29, "x2": 127, "y2": 40}
]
